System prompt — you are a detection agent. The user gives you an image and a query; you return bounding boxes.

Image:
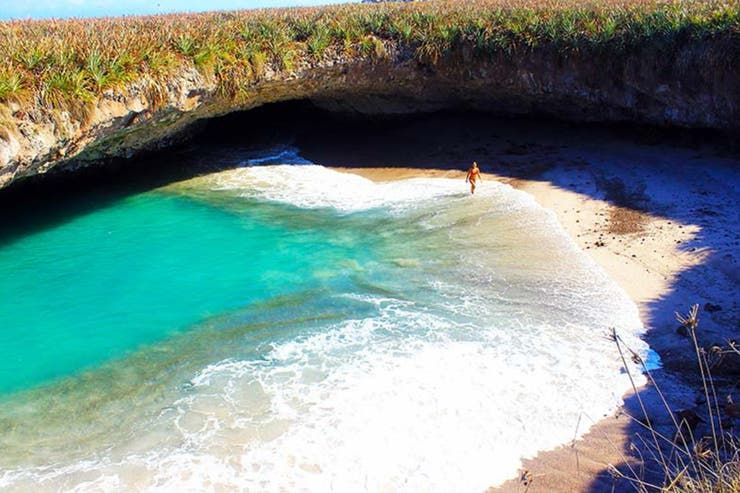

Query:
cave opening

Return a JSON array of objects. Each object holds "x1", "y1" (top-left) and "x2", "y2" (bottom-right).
[{"x1": 0, "y1": 99, "x2": 733, "y2": 246}]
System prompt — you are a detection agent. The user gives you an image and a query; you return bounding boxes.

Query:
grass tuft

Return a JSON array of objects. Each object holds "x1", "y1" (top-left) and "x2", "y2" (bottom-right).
[{"x1": 0, "y1": 69, "x2": 28, "y2": 104}]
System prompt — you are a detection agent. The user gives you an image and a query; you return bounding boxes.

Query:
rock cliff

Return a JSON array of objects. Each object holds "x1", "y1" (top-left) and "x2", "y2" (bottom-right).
[{"x1": 0, "y1": 37, "x2": 737, "y2": 190}]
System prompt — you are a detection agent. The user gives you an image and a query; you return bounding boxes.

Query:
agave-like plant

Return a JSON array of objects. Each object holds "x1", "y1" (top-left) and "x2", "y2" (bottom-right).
[{"x1": 0, "y1": 0, "x2": 735, "y2": 127}]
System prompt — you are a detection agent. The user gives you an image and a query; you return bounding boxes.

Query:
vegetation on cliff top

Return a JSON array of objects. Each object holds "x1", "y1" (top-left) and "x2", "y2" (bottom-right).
[{"x1": 0, "y1": 0, "x2": 737, "y2": 126}]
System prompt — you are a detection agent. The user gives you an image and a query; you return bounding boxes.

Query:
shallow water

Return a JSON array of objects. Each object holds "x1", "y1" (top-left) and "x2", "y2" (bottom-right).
[{"x1": 0, "y1": 151, "x2": 651, "y2": 492}]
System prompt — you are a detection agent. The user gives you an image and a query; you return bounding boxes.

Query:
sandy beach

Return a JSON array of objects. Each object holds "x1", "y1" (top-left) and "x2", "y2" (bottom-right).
[{"x1": 336, "y1": 139, "x2": 738, "y2": 492}]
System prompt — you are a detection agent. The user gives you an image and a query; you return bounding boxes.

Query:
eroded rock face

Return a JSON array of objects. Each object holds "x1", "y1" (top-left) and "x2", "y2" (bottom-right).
[{"x1": 0, "y1": 38, "x2": 737, "y2": 190}]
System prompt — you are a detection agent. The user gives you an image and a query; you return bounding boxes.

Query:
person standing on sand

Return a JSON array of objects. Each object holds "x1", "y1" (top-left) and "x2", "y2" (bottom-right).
[{"x1": 465, "y1": 161, "x2": 481, "y2": 194}]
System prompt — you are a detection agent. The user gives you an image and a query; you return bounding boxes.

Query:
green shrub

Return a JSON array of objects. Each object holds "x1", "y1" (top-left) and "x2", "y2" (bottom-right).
[
  {"x1": 307, "y1": 27, "x2": 332, "y2": 58},
  {"x1": 0, "y1": 70, "x2": 27, "y2": 103},
  {"x1": 359, "y1": 34, "x2": 386, "y2": 59},
  {"x1": 174, "y1": 35, "x2": 198, "y2": 57}
]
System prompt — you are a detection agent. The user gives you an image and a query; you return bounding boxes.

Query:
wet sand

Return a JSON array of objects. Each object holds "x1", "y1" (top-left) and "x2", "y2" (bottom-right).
[{"x1": 336, "y1": 153, "x2": 738, "y2": 492}]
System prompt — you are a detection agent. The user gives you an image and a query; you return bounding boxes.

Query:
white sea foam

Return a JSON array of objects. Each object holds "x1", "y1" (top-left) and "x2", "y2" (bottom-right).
[
  {"x1": 0, "y1": 161, "x2": 655, "y2": 492},
  {"x1": 1, "y1": 303, "x2": 646, "y2": 492},
  {"x1": 207, "y1": 164, "x2": 490, "y2": 213}
]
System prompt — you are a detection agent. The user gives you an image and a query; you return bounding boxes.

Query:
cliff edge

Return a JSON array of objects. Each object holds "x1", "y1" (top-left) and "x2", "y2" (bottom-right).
[{"x1": 0, "y1": 0, "x2": 737, "y2": 189}]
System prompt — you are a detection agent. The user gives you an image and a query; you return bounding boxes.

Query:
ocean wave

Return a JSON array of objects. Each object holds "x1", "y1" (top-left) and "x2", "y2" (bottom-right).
[{"x1": 198, "y1": 164, "x2": 501, "y2": 213}]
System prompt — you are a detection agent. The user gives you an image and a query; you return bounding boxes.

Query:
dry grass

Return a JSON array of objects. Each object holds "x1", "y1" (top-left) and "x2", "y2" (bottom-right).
[
  {"x1": 0, "y1": 0, "x2": 737, "y2": 123},
  {"x1": 610, "y1": 305, "x2": 739, "y2": 492}
]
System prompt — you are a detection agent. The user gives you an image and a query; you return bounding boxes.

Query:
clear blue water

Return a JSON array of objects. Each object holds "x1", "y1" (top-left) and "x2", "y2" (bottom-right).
[
  {"x1": 0, "y1": 161, "x2": 652, "y2": 491},
  {"x1": 0, "y1": 190, "x2": 375, "y2": 394}
]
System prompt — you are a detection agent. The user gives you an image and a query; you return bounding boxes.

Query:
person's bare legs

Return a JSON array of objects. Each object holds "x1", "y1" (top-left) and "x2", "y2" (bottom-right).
[{"x1": 470, "y1": 180, "x2": 476, "y2": 194}]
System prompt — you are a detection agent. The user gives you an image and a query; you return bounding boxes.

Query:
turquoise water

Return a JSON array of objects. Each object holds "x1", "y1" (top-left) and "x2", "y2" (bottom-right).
[
  {"x1": 0, "y1": 190, "x2": 375, "y2": 394},
  {"x1": 0, "y1": 160, "x2": 653, "y2": 492}
]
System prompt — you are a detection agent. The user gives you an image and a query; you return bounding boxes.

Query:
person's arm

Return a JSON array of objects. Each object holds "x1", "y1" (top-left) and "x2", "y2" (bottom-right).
[{"x1": 465, "y1": 169, "x2": 471, "y2": 183}]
